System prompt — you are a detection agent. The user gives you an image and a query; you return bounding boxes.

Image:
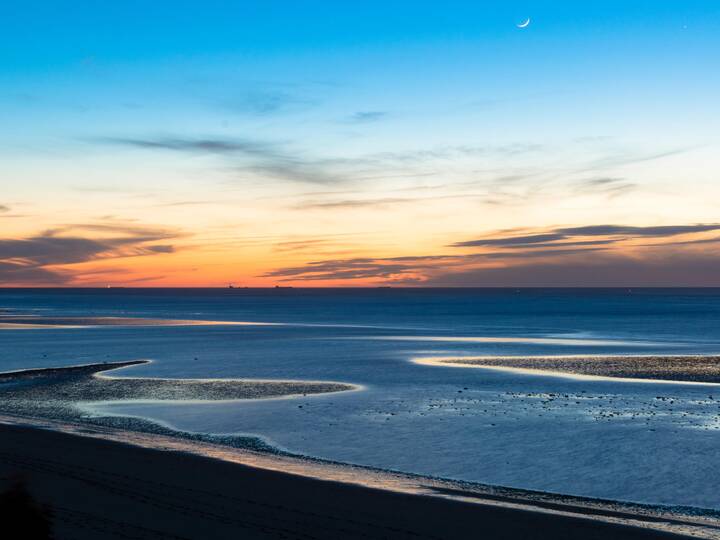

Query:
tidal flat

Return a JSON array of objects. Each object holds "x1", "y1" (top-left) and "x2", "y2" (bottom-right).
[{"x1": 0, "y1": 361, "x2": 356, "y2": 451}]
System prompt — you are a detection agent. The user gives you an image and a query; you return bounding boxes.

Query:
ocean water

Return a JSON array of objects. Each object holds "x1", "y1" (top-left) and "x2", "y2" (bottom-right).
[{"x1": 2, "y1": 288, "x2": 720, "y2": 510}]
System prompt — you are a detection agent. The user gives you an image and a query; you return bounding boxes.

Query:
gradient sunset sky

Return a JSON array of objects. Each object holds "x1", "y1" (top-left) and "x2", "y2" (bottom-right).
[{"x1": 2, "y1": 1, "x2": 720, "y2": 286}]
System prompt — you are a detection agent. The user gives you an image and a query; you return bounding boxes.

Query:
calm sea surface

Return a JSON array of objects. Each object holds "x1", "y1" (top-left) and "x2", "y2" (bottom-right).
[{"x1": 2, "y1": 288, "x2": 720, "y2": 509}]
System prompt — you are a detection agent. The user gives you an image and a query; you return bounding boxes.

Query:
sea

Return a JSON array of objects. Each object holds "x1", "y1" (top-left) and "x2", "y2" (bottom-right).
[{"x1": 1, "y1": 288, "x2": 720, "y2": 510}]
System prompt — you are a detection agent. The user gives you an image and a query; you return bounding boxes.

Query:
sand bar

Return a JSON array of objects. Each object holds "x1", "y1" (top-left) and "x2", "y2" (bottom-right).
[
  {"x1": 0, "y1": 361, "x2": 357, "y2": 451},
  {"x1": 414, "y1": 355, "x2": 720, "y2": 384},
  {"x1": 0, "y1": 314, "x2": 279, "y2": 329}
]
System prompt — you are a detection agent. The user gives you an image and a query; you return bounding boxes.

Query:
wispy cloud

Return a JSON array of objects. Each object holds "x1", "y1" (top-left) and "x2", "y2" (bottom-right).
[
  {"x1": 0, "y1": 223, "x2": 180, "y2": 285},
  {"x1": 293, "y1": 191, "x2": 509, "y2": 211},
  {"x1": 100, "y1": 136, "x2": 354, "y2": 185},
  {"x1": 580, "y1": 148, "x2": 693, "y2": 172},
  {"x1": 294, "y1": 197, "x2": 418, "y2": 210},
  {"x1": 363, "y1": 143, "x2": 546, "y2": 164},
  {"x1": 101, "y1": 137, "x2": 278, "y2": 157},
  {"x1": 345, "y1": 111, "x2": 388, "y2": 123},
  {"x1": 214, "y1": 81, "x2": 333, "y2": 117},
  {"x1": 0, "y1": 204, "x2": 23, "y2": 218},
  {"x1": 96, "y1": 136, "x2": 554, "y2": 187},
  {"x1": 264, "y1": 257, "x2": 429, "y2": 281},
  {"x1": 0, "y1": 262, "x2": 70, "y2": 284},
  {"x1": 94, "y1": 135, "x2": 692, "y2": 214},
  {"x1": 270, "y1": 232, "x2": 375, "y2": 254},
  {"x1": 572, "y1": 177, "x2": 637, "y2": 198},
  {"x1": 272, "y1": 239, "x2": 332, "y2": 252},
  {"x1": 451, "y1": 224, "x2": 720, "y2": 249},
  {"x1": 225, "y1": 89, "x2": 316, "y2": 116},
  {"x1": 557, "y1": 224, "x2": 720, "y2": 237},
  {"x1": 262, "y1": 247, "x2": 612, "y2": 282},
  {"x1": 242, "y1": 160, "x2": 344, "y2": 185},
  {"x1": 451, "y1": 233, "x2": 567, "y2": 248},
  {"x1": 425, "y1": 252, "x2": 720, "y2": 287},
  {"x1": 263, "y1": 223, "x2": 720, "y2": 285}
]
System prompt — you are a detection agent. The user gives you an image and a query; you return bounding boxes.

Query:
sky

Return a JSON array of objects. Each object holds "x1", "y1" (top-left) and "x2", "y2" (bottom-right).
[{"x1": 2, "y1": 0, "x2": 720, "y2": 286}]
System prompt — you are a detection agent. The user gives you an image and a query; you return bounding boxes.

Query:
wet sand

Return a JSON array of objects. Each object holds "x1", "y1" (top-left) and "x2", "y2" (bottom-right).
[
  {"x1": 0, "y1": 315, "x2": 276, "y2": 329},
  {"x1": 0, "y1": 361, "x2": 356, "y2": 451},
  {"x1": 0, "y1": 422, "x2": 712, "y2": 540},
  {"x1": 415, "y1": 355, "x2": 720, "y2": 384}
]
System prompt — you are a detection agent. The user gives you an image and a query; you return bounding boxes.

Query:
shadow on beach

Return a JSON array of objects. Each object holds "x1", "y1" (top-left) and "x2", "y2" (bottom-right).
[{"x1": 0, "y1": 478, "x2": 53, "y2": 540}]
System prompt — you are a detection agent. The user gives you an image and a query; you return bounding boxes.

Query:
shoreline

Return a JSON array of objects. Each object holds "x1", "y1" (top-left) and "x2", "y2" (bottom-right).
[
  {"x1": 1, "y1": 415, "x2": 718, "y2": 539},
  {"x1": 0, "y1": 315, "x2": 281, "y2": 329},
  {"x1": 3, "y1": 361, "x2": 720, "y2": 537}
]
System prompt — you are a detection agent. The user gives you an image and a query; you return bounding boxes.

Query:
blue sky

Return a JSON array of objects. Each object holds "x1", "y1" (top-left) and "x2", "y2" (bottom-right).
[
  {"x1": 4, "y1": 1, "x2": 718, "y2": 147},
  {"x1": 2, "y1": 1, "x2": 720, "y2": 285}
]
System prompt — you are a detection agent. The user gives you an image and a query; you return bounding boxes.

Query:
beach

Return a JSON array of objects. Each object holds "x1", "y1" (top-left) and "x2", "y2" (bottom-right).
[
  {"x1": 3, "y1": 289, "x2": 720, "y2": 537},
  {"x1": 0, "y1": 421, "x2": 713, "y2": 540},
  {"x1": 1, "y1": 363, "x2": 720, "y2": 539}
]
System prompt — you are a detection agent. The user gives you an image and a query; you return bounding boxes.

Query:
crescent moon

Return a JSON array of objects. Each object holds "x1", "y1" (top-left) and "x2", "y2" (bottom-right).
[{"x1": 517, "y1": 18, "x2": 531, "y2": 28}]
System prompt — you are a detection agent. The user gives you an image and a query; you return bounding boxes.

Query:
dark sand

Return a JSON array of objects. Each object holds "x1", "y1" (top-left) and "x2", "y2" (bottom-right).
[
  {"x1": 416, "y1": 355, "x2": 720, "y2": 383},
  {"x1": 1, "y1": 423, "x2": 714, "y2": 540}
]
